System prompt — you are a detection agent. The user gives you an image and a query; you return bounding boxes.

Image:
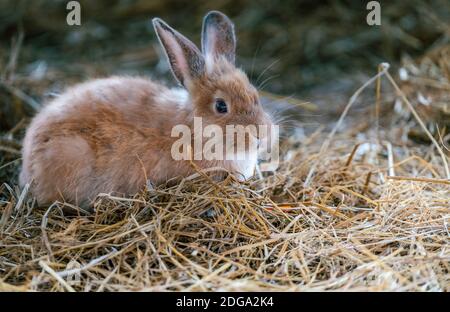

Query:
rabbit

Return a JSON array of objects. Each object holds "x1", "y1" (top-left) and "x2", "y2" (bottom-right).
[{"x1": 20, "y1": 11, "x2": 274, "y2": 208}]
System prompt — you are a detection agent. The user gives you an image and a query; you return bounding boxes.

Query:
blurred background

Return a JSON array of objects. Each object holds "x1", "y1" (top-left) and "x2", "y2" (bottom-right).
[{"x1": 0, "y1": 0, "x2": 449, "y2": 146}]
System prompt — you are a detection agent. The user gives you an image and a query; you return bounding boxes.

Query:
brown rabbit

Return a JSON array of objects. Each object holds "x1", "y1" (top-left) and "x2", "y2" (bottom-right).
[{"x1": 20, "y1": 11, "x2": 274, "y2": 208}]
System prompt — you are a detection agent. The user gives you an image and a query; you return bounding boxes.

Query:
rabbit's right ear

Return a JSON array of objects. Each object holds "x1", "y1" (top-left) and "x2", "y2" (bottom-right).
[
  {"x1": 153, "y1": 18, "x2": 205, "y2": 87},
  {"x1": 201, "y1": 11, "x2": 236, "y2": 66}
]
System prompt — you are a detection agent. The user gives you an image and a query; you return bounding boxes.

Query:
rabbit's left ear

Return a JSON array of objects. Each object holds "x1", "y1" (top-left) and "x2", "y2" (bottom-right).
[
  {"x1": 201, "y1": 11, "x2": 236, "y2": 65},
  {"x1": 153, "y1": 18, "x2": 205, "y2": 88}
]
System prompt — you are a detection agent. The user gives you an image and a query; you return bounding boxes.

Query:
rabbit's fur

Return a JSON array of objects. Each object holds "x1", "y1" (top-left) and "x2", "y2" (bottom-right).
[{"x1": 20, "y1": 11, "x2": 273, "y2": 207}]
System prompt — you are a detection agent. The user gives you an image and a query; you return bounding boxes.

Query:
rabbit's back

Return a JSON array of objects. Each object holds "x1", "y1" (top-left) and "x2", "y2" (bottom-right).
[{"x1": 20, "y1": 76, "x2": 185, "y2": 206}]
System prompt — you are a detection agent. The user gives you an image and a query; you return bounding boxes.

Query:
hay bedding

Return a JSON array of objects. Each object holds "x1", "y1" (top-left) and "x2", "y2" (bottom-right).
[{"x1": 0, "y1": 62, "x2": 449, "y2": 291}]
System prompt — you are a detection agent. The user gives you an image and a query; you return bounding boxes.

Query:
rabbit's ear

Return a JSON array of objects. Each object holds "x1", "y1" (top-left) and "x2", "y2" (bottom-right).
[
  {"x1": 201, "y1": 11, "x2": 236, "y2": 66},
  {"x1": 153, "y1": 18, "x2": 205, "y2": 87}
]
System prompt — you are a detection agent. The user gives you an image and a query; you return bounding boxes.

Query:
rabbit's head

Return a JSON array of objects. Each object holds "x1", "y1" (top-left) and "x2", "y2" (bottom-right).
[{"x1": 153, "y1": 11, "x2": 274, "y2": 154}]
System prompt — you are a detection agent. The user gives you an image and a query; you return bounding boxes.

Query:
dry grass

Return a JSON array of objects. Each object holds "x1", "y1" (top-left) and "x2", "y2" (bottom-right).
[{"x1": 1, "y1": 65, "x2": 449, "y2": 291}]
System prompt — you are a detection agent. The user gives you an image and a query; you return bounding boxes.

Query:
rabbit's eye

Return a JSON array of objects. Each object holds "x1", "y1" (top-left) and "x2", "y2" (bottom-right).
[{"x1": 215, "y1": 98, "x2": 228, "y2": 114}]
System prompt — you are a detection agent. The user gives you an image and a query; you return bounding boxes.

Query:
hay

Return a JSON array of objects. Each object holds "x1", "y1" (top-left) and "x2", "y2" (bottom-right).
[
  {"x1": 397, "y1": 44, "x2": 450, "y2": 145},
  {"x1": 1, "y1": 65, "x2": 449, "y2": 291}
]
